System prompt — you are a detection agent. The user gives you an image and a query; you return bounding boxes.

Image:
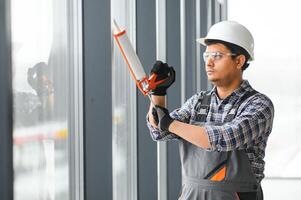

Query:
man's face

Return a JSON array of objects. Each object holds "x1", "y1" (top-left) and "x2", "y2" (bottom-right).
[{"x1": 204, "y1": 43, "x2": 241, "y2": 87}]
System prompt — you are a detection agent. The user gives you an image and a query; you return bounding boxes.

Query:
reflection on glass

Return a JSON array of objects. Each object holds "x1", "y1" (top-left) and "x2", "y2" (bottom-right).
[{"x1": 11, "y1": 0, "x2": 69, "y2": 199}]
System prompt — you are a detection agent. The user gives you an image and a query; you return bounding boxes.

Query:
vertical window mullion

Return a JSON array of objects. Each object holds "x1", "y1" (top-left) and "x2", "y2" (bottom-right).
[
  {"x1": 0, "y1": 0, "x2": 13, "y2": 199},
  {"x1": 68, "y1": 0, "x2": 84, "y2": 199},
  {"x1": 156, "y1": 0, "x2": 168, "y2": 199}
]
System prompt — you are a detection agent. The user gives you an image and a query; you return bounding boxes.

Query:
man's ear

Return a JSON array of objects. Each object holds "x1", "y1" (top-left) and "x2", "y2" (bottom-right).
[{"x1": 236, "y1": 55, "x2": 246, "y2": 70}]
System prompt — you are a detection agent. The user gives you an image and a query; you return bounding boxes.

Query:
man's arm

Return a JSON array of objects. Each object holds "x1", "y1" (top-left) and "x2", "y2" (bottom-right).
[
  {"x1": 169, "y1": 120, "x2": 211, "y2": 149},
  {"x1": 155, "y1": 94, "x2": 274, "y2": 151},
  {"x1": 147, "y1": 93, "x2": 202, "y2": 142},
  {"x1": 154, "y1": 105, "x2": 210, "y2": 148}
]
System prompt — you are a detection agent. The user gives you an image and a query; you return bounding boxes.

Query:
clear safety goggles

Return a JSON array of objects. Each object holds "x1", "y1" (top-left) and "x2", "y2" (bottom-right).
[{"x1": 203, "y1": 51, "x2": 237, "y2": 62}]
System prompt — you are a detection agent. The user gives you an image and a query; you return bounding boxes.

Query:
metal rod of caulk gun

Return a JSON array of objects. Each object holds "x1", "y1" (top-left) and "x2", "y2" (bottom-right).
[
  {"x1": 141, "y1": 81, "x2": 156, "y2": 106},
  {"x1": 147, "y1": 94, "x2": 156, "y2": 107}
]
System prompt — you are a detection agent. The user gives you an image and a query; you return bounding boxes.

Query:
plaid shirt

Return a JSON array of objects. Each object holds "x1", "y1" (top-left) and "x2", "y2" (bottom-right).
[{"x1": 147, "y1": 80, "x2": 274, "y2": 182}]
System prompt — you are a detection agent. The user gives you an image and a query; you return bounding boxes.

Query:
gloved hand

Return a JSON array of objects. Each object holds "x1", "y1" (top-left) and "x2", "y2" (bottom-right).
[
  {"x1": 152, "y1": 106, "x2": 159, "y2": 125},
  {"x1": 152, "y1": 105, "x2": 174, "y2": 131},
  {"x1": 150, "y1": 61, "x2": 175, "y2": 96}
]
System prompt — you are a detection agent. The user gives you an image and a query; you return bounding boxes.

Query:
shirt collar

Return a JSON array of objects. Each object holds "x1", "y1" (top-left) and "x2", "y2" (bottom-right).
[{"x1": 209, "y1": 79, "x2": 253, "y2": 100}]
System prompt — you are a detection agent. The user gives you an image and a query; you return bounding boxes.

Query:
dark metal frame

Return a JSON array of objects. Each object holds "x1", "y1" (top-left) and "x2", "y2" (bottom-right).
[
  {"x1": 82, "y1": 0, "x2": 112, "y2": 199},
  {"x1": 0, "y1": 0, "x2": 13, "y2": 199}
]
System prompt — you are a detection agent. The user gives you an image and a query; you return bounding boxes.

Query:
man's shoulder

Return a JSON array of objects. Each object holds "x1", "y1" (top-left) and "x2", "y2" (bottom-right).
[{"x1": 243, "y1": 89, "x2": 274, "y2": 111}]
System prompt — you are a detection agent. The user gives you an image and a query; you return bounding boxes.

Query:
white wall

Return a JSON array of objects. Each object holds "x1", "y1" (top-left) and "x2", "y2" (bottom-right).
[{"x1": 262, "y1": 179, "x2": 301, "y2": 200}]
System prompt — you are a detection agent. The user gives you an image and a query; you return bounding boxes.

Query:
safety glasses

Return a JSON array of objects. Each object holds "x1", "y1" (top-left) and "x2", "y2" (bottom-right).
[{"x1": 203, "y1": 51, "x2": 237, "y2": 62}]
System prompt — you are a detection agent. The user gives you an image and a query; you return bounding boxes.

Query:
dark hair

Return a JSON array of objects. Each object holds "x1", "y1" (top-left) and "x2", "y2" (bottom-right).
[{"x1": 205, "y1": 39, "x2": 250, "y2": 71}]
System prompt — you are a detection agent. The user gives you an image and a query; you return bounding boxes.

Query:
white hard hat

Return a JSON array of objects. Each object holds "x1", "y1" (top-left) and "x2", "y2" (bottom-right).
[{"x1": 197, "y1": 21, "x2": 254, "y2": 61}]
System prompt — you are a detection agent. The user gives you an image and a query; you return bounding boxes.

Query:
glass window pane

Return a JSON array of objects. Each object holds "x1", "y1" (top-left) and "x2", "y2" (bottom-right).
[
  {"x1": 111, "y1": 1, "x2": 138, "y2": 199},
  {"x1": 228, "y1": 0, "x2": 301, "y2": 178},
  {"x1": 11, "y1": 0, "x2": 69, "y2": 199}
]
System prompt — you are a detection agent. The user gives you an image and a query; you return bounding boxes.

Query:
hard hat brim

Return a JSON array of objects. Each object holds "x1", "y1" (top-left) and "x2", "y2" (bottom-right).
[{"x1": 196, "y1": 38, "x2": 206, "y2": 46}]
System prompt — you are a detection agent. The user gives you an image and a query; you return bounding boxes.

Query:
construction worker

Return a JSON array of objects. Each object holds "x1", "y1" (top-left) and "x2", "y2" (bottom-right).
[{"x1": 147, "y1": 21, "x2": 274, "y2": 200}]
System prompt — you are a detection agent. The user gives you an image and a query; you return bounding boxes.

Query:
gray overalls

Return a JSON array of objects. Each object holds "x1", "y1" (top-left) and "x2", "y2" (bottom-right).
[{"x1": 178, "y1": 91, "x2": 263, "y2": 200}]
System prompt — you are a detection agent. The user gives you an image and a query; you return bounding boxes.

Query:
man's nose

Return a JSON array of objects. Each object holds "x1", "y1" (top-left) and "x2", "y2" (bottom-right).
[{"x1": 206, "y1": 56, "x2": 214, "y2": 66}]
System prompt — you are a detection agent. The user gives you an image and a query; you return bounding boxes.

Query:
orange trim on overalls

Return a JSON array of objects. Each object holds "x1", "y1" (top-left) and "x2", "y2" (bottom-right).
[{"x1": 210, "y1": 166, "x2": 226, "y2": 181}]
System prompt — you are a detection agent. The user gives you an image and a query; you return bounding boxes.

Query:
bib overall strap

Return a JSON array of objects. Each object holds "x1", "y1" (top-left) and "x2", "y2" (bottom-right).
[{"x1": 194, "y1": 91, "x2": 211, "y2": 122}]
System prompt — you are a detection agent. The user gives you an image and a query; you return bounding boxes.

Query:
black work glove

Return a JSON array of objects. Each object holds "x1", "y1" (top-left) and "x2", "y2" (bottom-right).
[
  {"x1": 150, "y1": 60, "x2": 175, "y2": 96},
  {"x1": 152, "y1": 105, "x2": 174, "y2": 131},
  {"x1": 152, "y1": 106, "x2": 159, "y2": 125}
]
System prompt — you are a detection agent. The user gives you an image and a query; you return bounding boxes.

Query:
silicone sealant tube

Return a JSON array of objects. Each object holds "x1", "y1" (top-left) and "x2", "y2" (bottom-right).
[
  {"x1": 112, "y1": 20, "x2": 155, "y2": 105},
  {"x1": 112, "y1": 20, "x2": 146, "y2": 83}
]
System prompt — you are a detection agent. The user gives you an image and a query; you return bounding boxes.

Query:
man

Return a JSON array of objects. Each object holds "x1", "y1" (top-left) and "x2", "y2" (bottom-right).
[{"x1": 147, "y1": 21, "x2": 274, "y2": 200}]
